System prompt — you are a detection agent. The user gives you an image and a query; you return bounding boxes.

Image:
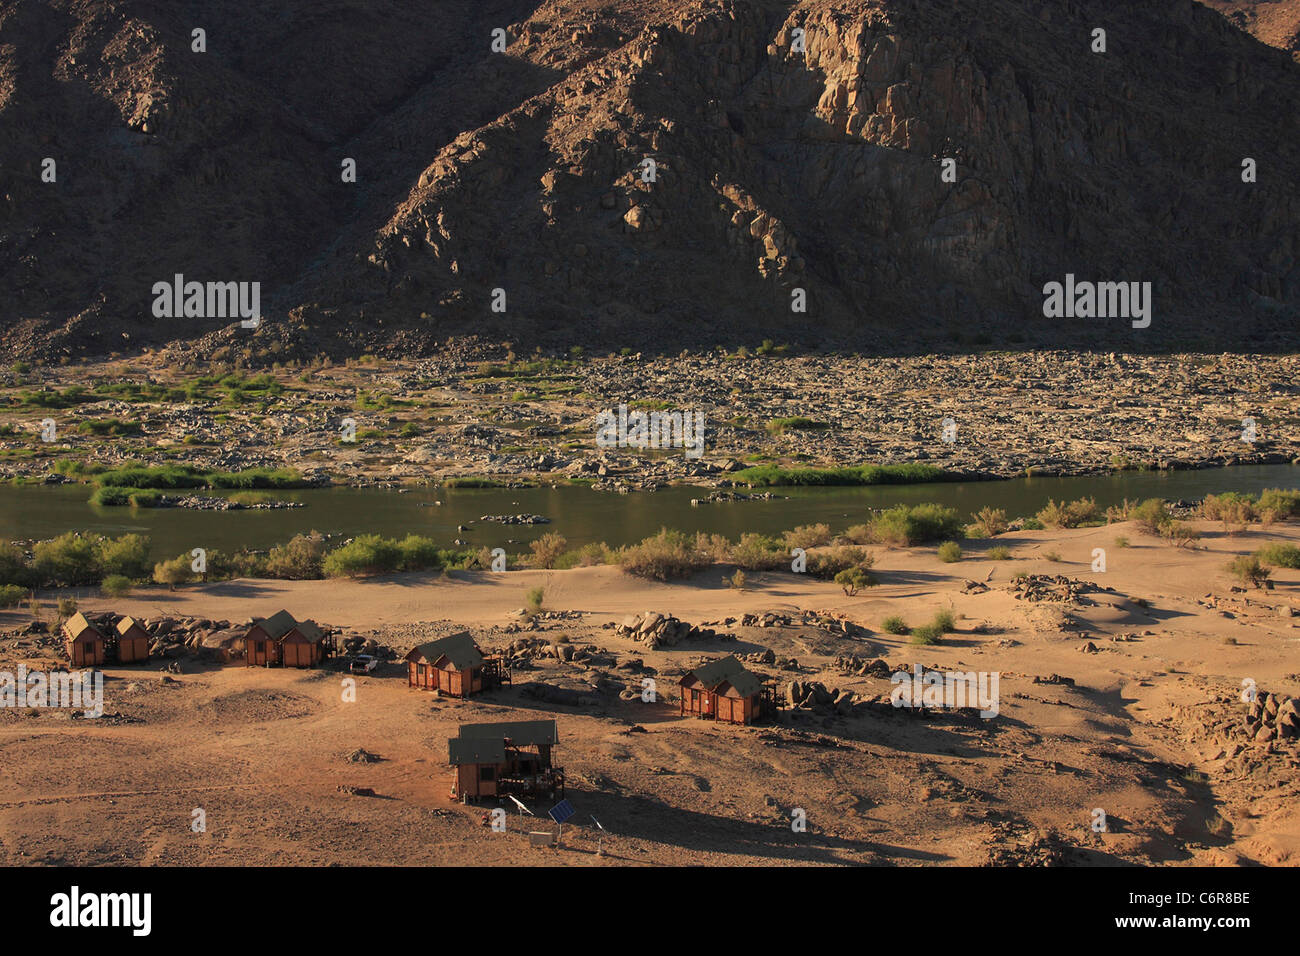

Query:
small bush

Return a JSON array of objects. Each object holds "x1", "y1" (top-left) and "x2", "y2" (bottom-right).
[
  {"x1": 1022, "y1": 518, "x2": 1044, "y2": 531},
  {"x1": 1105, "y1": 498, "x2": 1139, "y2": 523},
  {"x1": 618, "y1": 528, "x2": 709, "y2": 581},
  {"x1": 834, "y1": 566, "x2": 876, "y2": 596},
  {"x1": 1132, "y1": 498, "x2": 1171, "y2": 535},
  {"x1": 101, "y1": 574, "x2": 133, "y2": 597},
  {"x1": 808, "y1": 545, "x2": 874, "y2": 580},
  {"x1": 909, "y1": 623, "x2": 942, "y2": 645},
  {"x1": 783, "y1": 523, "x2": 832, "y2": 550},
  {"x1": 529, "y1": 532, "x2": 568, "y2": 570},
  {"x1": 1163, "y1": 521, "x2": 1201, "y2": 549},
  {"x1": 574, "y1": 541, "x2": 613, "y2": 567},
  {"x1": 153, "y1": 556, "x2": 191, "y2": 590},
  {"x1": 727, "y1": 569, "x2": 747, "y2": 591},
  {"x1": 0, "y1": 541, "x2": 31, "y2": 587},
  {"x1": 1114, "y1": 535, "x2": 1130, "y2": 548},
  {"x1": 937, "y1": 541, "x2": 962, "y2": 563},
  {"x1": 525, "y1": 587, "x2": 545, "y2": 612},
  {"x1": 264, "y1": 532, "x2": 328, "y2": 579},
  {"x1": 970, "y1": 507, "x2": 1009, "y2": 538},
  {"x1": 57, "y1": 597, "x2": 78, "y2": 619},
  {"x1": 323, "y1": 534, "x2": 402, "y2": 577},
  {"x1": 1257, "y1": 488, "x2": 1300, "y2": 518},
  {"x1": 1036, "y1": 497, "x2": 1097, "y2": 529},
  {"x1": 729, "y1": 533, "x2": 785, "y2": 571},
  {"x1": 987, "y1": 545, "x2": 1011, "y2": 560},
  {"x1": 1043, "y1": 550, "x2": 1061, "y2": 562},
  {"x1": 0, "y1": 583, "x2": 26, "y2": 607},
  {"x1": 32, "y1": 533, "x2": 100, "y2": 586},
  {"x1": 882, "y1": 615, "x2": 909, "y2": 635},
  {"x1": 868, "y1": 503, "x2": 964, "y2": 546},
  {"x1": 96, "y1": 533, "x2": 151, "y2": 579},
  {"x1": 1256, "y1": 543, "x2": 1300, "y2": 569},
  {"x1": 931, "y1": 608, "x2": 957, "y2": 633},
  {"x1": 1227, "y1": 555, "x2": 1271, "y2": 587}
]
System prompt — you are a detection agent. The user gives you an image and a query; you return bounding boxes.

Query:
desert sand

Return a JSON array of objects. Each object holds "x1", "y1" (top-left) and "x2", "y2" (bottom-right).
[{"x1": 2, "y1": 519, "x2": 1297, "y2": 866}]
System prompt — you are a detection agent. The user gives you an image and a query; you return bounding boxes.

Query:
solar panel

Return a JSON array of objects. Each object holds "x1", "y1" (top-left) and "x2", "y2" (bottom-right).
[{"x1": 548, "y1": 799, "x2": 575, "y2": 824}]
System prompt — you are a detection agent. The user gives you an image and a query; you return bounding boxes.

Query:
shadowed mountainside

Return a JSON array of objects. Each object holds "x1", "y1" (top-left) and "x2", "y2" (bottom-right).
[{"x1": 1, "y1": 0, "x2": 1298, "y2": 360}]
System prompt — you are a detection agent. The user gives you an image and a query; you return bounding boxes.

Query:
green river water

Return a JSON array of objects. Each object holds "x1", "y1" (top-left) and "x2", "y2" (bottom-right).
[{"x1": 6, "y1": 463, "x2": 1298, "y2": 560}]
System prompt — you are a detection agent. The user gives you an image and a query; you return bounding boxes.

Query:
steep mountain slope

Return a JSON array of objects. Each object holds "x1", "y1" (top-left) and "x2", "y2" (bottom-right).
[
  {"x1": 1200, "y1": 0, "x2": 1300, "y2": 58},
  {"x1": 2, "y1": 0, "x2": 1298, "y2": 359}
]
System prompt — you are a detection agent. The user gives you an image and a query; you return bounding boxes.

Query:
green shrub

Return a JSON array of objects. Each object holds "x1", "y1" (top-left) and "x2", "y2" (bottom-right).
[
  {"x1": 1022, "y1": 518, "x2": 1045, "y2": 531},
  {"x1": 529, "y1": 532, "x2": 568, "y2": 570},
  {"x1": 1043, "y1": 550, "x2": 1061, "y2": 562},
  {"x1": 1132, "y1": 498, "x2": 1172, "y2": 535},
  {"x1": 987, "y1": 545, "x2": 1011, "y2": 560},
  {"x1": 57, "y1": 597, "x2": 78, "y2": 619},
  {"x1": 1256, "y1": 543, "x2": 1300, "y2": 569},
  {"x1": 1163, "y1": 521, "x2": 1201, "y2": 549},
  {"x1": 96, "y1": 533, "x2": 151, "y2": 579},
  {"x1": 153, "y1": 556, "x2": 192, "y2": 590},
  {"x1": 101, "y1": 574, "x2": 134, "y2": 597},
  {"x1": 1227, "y1": 555, "x2": 1270, "y2": 587},
  {"x1": 323, "y1": 534, "x2": 402, "y2": 577},
  {"x1": 909, "y1": 624, "x2": 942, "y2": 645},
  {"x1": 0, "y1": 541, "x2": 30, "y2": 586},
  {"x1": 931, "y1": 609, "x2": 957, "y2": 633},
  {"x1": 937, "y1": 541, "x2": 962, "y2": 563},
  {"x1": 728, "y1": 533, "x2": 785, "y2": 571},
  {"x1": 618, "y1": 528, "x2": 710, "y2": 581},
  {"x1": 783, "y1": 523, "x2": 832, "y2": 550},
  {"x1": 264, "y1": 532, "x2": 328, "y2": 579},
  {"x1": 574, "y1": 541, "x2": 613, "y2": 567},
  {"x1": 882, "y1": 615, "x2": 909, "y2": 635},
  {"x1": 1202, "y1": 493, "x2": 1255, "y2": 527},
  {"x1": 0, "y1": 584, "x2": 26, "y2": 607},
  {"x1": 32, "y1": 533, "x2": 100, "y2": 586},
  {"x1": 396, "y1": 534, "x2": 442, "y2": 571},
  {"x1": 526, "y1": 587, "x2": 545, "y2": 612},
  {"x1": 834, "y1": 566, "x2": 876, "y2": 596},
  {"x1": 1036, "y1": 497, "x2": 1098, "y2": 529},
  {"x1": 970, "y1": 507, "x2": 1009, "y2": 538},
  {"x1": 808, "y1": 546, "x2": 874, "y2": 580},
  {"x1": 1257, "y1": 488, "x2": 1300, "y2": 518},
  {"x1": 733, "y1": 463, "x2": 950, "y2": 487},
  {"x1": 868, "y1": 503, "x2": 964, "y2": 546}
]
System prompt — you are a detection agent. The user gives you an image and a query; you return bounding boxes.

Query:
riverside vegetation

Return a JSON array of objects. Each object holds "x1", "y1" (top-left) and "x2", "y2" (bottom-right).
[{"x1": 4, "y1": 491, "x2": 1299, "y2": 605}]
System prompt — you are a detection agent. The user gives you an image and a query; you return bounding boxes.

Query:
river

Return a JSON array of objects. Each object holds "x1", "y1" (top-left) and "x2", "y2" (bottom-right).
[{"x1": 7, "y1": 463, "x2": 1297, "y2": 559}]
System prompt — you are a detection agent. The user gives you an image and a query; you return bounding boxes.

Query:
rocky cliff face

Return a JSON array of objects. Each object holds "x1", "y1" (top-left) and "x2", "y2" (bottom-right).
[
  {"x1": 1200, "y1": 1, "x2": 1300, "y2": 59},
  {"x1": 2, "y1": 0, "x2": 1298, "y2": 359}
]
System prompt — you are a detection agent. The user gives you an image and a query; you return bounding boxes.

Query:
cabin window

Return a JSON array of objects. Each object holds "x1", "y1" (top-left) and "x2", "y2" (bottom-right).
[{"x1": 479, "y1": 766, "x2": 496, "y2": 782}]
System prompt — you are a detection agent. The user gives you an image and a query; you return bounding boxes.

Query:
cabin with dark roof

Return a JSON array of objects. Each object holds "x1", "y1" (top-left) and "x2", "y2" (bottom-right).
[
  {"x1": 678, "y1": 655, "x2": 776, "y2": 725},
  {"x1": 405, "y1": 631, "x2": 508, "y2": 697},
  {"x1": 111, "y1": 617, "x2": 151, "y2": 664},
  {"x1": 244, "y1": 610, "x2": 298, "y2": 666},
  {"x1": 63, "y1": 613, "x2": 105, "y2": 667},
  {"x1": 448, "y1": 719, "x2": 563, "y2": 802},
  {"x1": 280, "y1": 619, "x2": 327, "y2": 668}
]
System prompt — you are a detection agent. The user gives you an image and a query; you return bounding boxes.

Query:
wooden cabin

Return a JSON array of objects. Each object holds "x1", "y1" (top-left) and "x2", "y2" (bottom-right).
[
  {"x1": 63, "y1": 613, "x2": 106, "y2": 667},
  {"x1": 244, "y1": 609, "x2": 298, "y2": 666},
  {"x1": 678, "y1": 655, "x2": 775, "y2": 725},
  {"x1": 111, "y1": 616, "x2": 151, "y2": 664},
  {"x1": 448, "y1": 720, "x2": 563, "y2": 802},
  {"x1": 280, "y1": 619, "x2": 326, "y2": 668},
  {"x1": 406, "y1": 631, "x2": 508, "y2": 697}
]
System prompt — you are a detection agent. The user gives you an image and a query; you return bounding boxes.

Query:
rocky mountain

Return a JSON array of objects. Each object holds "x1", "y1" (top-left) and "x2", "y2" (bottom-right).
[
  {"x1": 1200, "y1": 0, "x2": 1300, "y2": 59},
  {"x1": 2, "y1": 0, "x2": 1298, "y2": 360}
]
